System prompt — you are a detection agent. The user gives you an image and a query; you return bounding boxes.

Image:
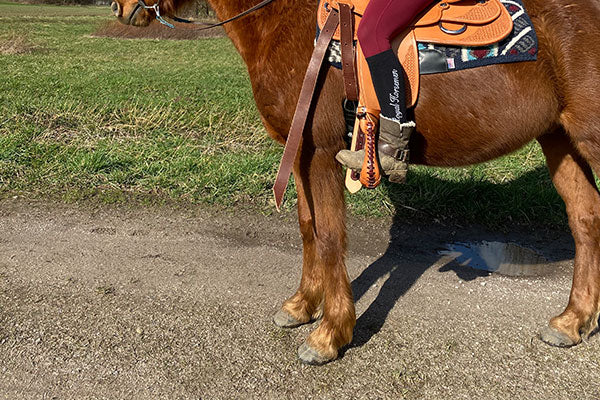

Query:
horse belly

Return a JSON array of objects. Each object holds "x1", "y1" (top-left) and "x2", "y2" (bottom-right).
[{"x1": 410, "y1": 61, "x2": 559, "y2": 167}]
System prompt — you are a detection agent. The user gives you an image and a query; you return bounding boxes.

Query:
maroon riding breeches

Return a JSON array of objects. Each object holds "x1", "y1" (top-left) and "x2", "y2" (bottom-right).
[{"x1": 357, "y1": 0, "x2": 434, "y2": 58}]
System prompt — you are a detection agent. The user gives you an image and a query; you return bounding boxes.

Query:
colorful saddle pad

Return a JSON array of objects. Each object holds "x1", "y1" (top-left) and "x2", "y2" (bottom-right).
[{"x1": 323, "y1": 0, "x2": 537, "y2": 75}]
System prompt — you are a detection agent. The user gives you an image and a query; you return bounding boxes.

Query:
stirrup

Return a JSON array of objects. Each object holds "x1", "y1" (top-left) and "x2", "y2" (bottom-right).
[{"x1": 336, "y1": 120, "x2": 415, "y2": 185}]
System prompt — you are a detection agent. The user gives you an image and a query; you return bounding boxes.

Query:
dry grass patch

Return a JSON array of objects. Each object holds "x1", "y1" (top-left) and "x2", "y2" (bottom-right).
[
  {"x1": 0, "y1": 33, "x2": 40, "y2": 54},
  {"x1": 92, "y1": 20, "x2": 225, "y2": 40}
]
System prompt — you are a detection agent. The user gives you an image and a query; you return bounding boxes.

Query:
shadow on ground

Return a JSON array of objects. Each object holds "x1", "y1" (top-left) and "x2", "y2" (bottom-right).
[{"x1": 348, "y1": 166, "x2": 575, "y2": 349}]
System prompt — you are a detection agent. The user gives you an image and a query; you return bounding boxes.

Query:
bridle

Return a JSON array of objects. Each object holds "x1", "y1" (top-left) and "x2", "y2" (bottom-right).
[{"x1": 135, "y1": 0, "x2": 277, "y2": 29}]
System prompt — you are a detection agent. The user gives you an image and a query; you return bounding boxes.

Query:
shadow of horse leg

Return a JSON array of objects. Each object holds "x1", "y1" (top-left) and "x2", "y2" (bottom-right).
[{"x1": 538, "y1": 131, "x2": 600, "y2": 346}]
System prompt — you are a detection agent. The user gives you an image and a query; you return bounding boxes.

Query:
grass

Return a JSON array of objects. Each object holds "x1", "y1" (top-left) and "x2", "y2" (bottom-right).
[
  {"x1": 0, "y1": 1, "x2": 568, "y2": 227},
  {"x1": 0, "y1": 1, "x2": 109, "y2": 16}
]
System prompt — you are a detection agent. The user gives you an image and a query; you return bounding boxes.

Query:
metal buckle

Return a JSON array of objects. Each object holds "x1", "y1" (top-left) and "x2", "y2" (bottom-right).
[
  {"x1": 398, "y1": 149, "x2": 410, "y2": 163},
  {"x1": 137, "y1": 0, "x2": 175, "y2": 28},
  {"x1": 439, "y1": 21, "x2": 467, "y2": 35},
  {"x1": 356, "y1": 105, "x2": 367, "y2": 119}
]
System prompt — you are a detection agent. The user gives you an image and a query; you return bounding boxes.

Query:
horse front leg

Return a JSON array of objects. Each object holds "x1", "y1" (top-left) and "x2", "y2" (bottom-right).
[
  {"x1": 275, "y1": 141, "x2": 355, "y2": 364},
  {"x1": 273, "y1": 168, "x2": 325, "y2": 328},
  {"x1": 538, "y1": 132, "x2": 600, "y2": 346}
]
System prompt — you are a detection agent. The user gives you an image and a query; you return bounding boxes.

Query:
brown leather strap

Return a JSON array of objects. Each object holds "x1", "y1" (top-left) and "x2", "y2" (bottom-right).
[
  {"x1": 272, "y1": 9, "x2": 340, "y2": 209},
  {"x1": 338, "y1": 3, "x2": 358, "y2": 101}
]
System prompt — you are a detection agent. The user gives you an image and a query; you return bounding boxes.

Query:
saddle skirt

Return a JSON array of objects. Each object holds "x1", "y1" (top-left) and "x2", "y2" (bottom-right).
[{"x1": 317, "y1": 0, "x2": 514, "y2": 106}]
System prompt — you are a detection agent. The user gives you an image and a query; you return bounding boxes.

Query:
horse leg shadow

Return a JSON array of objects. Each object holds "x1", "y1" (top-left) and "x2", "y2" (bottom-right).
[{"x1": 346, "y1": 240, "x2": 444, "y2": 349}]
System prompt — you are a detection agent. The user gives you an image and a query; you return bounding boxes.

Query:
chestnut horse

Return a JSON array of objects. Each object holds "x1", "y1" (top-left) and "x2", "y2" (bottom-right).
[{"x1": 110, "y1": 0, "x2": 600, "y2": 364}]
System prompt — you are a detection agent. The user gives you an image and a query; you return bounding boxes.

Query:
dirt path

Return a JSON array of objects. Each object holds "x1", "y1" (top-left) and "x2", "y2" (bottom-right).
[{"x1": 0, "y1": 199, "x2": 597, "y2": 399}]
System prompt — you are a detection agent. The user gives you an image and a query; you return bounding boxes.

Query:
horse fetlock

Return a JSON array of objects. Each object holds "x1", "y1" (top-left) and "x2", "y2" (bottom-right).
[
  {"x1": 279, "y1": 303, "x2": 311, "y2": 326},
  {"x1": 273, "y1": 309, "x2": 306, "y2": 328},
  {"x1": 560, "y1": 307, "x2": 600, "y2": 339},
  {"x1": 540, "y1": 312, "x2": 590, "y2": 347},
  {"x1": 295, "y1": 299, "x2": 351, "y2": 365},
  {"x1": 298, "y1": 324, "x2": 347, "y2": 365},
  {"x1": 278, "y1": 293, "x2": 322, "y2": 327},
  {"x1": 310, "y1": 318, "x2": 353, "y2": 353},
  {"x1": 298, "y1": 342, "x2": 335, "y2": 365},
  {"x1": 581, "y1": 310, "x2": 600, "y2": 339}
]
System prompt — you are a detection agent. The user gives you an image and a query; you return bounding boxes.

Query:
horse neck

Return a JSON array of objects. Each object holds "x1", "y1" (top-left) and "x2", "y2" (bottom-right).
[{"x1": 205, "y1": 0, "x2": 317, "y2": 65}]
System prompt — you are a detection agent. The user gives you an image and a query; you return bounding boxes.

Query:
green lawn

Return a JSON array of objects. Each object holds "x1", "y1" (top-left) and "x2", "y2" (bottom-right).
[
  {"x1": 0, "y1": 1, "x2": 109, "y2": 16},
  {"x1": 0, "y1": 1, "x2": 568, "y2": 226}
]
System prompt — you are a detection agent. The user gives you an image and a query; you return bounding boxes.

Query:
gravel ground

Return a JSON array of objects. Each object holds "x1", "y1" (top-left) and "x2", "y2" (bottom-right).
[{"x1": 0, "y1": 199, "x2": 598, "y2": 399}]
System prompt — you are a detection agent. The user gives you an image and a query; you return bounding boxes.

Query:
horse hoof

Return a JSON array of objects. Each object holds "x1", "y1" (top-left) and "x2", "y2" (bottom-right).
[
  {"x1": 297, "y1": 342, "x2": 333, "y2": 365},
  {"x1": 539, "y1": 325, "x2": 579, "y2": 347},
  {"x1": 273, "y1": 309, "x2": 304, "y2": 328}
]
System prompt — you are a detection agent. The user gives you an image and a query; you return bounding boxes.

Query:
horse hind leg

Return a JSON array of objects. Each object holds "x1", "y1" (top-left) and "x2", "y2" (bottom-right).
[
  {"x1": 538, "y1": 131, "x2": 600, "y2": 346},
  {"x1": 536, "y1": 7, "x2": 600, "y2": 344}
]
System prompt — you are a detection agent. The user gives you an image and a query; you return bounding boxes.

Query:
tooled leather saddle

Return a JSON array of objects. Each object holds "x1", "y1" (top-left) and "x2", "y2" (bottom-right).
[{"x1": 317, "y1": 0, "x2": 514, "y2": 107}]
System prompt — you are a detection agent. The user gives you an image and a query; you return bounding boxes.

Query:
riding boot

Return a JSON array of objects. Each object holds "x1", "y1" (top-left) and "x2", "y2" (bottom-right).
[
  {"x1": 336, "y1": 118, "x2": 415, "y2": 183},
  {"x1": 336, "y1": 49, "x2": 414, "y2": 183}
]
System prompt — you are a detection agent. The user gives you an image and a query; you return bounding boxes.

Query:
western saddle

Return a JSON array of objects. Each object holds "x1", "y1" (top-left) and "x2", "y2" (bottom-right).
[{"x1": 273, "y1": 0, "x2": 514, "y2": 208}]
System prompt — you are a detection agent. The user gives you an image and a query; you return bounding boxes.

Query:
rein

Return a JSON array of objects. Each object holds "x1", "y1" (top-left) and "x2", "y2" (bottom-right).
[{"x1": 136, "y1": 0, "x2": 277, "y2": 29}]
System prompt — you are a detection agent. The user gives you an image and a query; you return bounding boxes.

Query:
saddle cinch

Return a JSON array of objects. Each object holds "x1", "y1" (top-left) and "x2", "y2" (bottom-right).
[{"x1": 317, "y1": 0, "x2": 514, "y2": 108}]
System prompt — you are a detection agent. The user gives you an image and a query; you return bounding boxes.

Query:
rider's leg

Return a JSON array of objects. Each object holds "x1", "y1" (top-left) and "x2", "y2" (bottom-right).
[
  {"x1": 337, "y1": 0, "x2": 432, "y2": 182},
  {"x1": 358, "y1": 0, "x2": 431, "y2": 121}
]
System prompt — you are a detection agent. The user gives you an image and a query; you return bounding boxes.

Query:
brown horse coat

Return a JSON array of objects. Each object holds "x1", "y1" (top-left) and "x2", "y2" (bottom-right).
[{"x1": 110, "y1": 0, "x2": 600, "y2": 363}]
